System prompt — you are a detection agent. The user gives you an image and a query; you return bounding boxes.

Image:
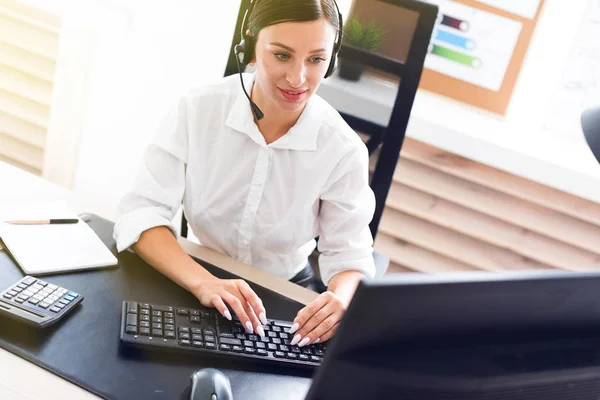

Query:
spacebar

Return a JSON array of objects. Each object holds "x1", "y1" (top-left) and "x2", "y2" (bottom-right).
[{"x1": 219, "y1": 338, "x2": 242, "y2": 346}]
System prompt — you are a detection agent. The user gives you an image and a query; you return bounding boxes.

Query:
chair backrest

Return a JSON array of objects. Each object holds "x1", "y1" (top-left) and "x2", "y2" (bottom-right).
[{"x1": 181, "y1": 0, "x2": 438, "y2": 240}]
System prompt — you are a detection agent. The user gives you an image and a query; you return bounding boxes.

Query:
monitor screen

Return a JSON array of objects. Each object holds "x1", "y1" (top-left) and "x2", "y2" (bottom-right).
[{"x1": 306, "y1": 270, "x2": 600, "y2": 400}]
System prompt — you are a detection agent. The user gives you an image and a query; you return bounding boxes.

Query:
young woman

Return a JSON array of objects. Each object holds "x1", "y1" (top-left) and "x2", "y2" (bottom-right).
[{"x1": 114, "y1": 0, "x2": 376, "y2": 347}]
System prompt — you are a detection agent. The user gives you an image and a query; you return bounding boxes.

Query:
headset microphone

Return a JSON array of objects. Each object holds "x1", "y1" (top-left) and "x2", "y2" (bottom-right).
[{"x1": 234, "y1": 44, "x2": 264, "y2": 121}]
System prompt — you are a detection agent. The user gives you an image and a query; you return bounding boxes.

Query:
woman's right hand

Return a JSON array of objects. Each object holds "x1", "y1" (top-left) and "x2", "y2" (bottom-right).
[{"x1": 193, "y1": 276, "x2": 268, "y2": 338}]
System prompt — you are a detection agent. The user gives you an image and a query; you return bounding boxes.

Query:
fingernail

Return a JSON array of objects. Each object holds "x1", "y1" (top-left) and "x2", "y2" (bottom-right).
[
  {"x1": 259, "y1": 312, "x2": 268, "y2": 325},
  {"x1": 256, "y1": 325, "x2": 265, "y2": 338},
  {"x1": 290, "y1": 334, "x2": 301, "y2": 346},
  {"x1": 298, "y1": 337, "x2": 311, "y2": 347},
  {"x1": 223, "y1": 310, "x2": 232, "y2": 321},
  {"x1": 245, "y1": 321, "x2": 253, "y2": 334},
  {"x1": 289, "y1": 322, "x2": 299, "y2": 334},
  {"x1": 314, "y1": 338, "x2": 320, "y2": 344}
]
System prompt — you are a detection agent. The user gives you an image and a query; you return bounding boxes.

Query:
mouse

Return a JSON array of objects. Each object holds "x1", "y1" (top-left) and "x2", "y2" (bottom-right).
[{"x1": 189, "y1": 368, "x2": 233, "y2": 400}]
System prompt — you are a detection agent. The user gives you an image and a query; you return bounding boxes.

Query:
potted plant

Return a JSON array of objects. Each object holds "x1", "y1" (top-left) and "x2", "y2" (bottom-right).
[{"x1": 338, "y1": 17, "x2": 385, "y2": 81}]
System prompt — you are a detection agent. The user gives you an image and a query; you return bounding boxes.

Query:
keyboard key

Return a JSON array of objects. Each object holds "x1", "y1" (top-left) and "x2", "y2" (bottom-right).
[
  {"x1": 36, "y1": 280, "x2": 48, "y2": 287},
  {"x1": 190, "y1": 316, "x2": 201, "y2": 323},
  {"x1": 279, "y1": 332, "x2": 289, "y2": 339},
  {"x1": 152, "y1": 329, "x2": 163, "y2": 337},
  {"x1": 127, "y1": 302, "x2": 138, "y2": 313},
  {"x1": 22, "y1": 277, "x2": 36, "y2": 285},
  {"x1": 18, "y1": 294, "x2": 30, "y2": 301},
  {"x1": 220, "y1": 332, "x2": 235, "y2": 338},
  {"x1": 279, "y1": 345, "x2": 290, "y2": 352},
  {"x1": 3, "y1": 293, "x2": 12, "y2": 299},
  {"x1": 152, "y1": 323, "x2": 162, "y2": 330},
  {"x1": 272, "y1": 326, "x2": 282, "y2": 333},
  {"x1": 274, "y1": 351, "x2": 285, "y2": 358},
  {"x1": 268, "y1": 343, "x2": 278, "y2": 351},
  {"x1": 126, "y1": 314, "x2": 138, "y2": 326},
  {"x1": 272, "y1": 338, "x2": 282, "y2": 344},
  {"x1": 126, "y1": 325, "x2": 137, "y2": 334},
  {"x1": 268, "y1": 331, "x2": 278, "y2": 338},
  {"x1": 286, "y1": 353, "x2": 298, "y2": 360},
  {"x1": 245, "y1": 347, "x2": 256, "y2": 354},
  {"x1": 28, "y1": 298, "x2": 40, "y2": 305},
  {"x1": 232, "y1": 345, "x2": 243, "y2": 353},
  {"x1": 205, "y1": 342, "x2": 216, "y2": 350},
  {"x1": 17, "y1": 283, "x2": 28, "y2": 290},
  {"x1": 310, "y1": 356, "x2": 321, "y2": 363},
  {"x1": 47, "y1": 283, "x2": 57, "y2": 290},
  {"x1": 243, "y1": 340, "x2": 254, "y2": 348},
  {"x1": 140, "y1": 315, "x2": 150, "y2": 322},
  {"x1": 274, "y1": 321, "x2": 292, "y2": 328},
  {"x1": 14, "y1": 298, "x2": 24, "y2": 304},
  {"x1": 140, "y1": 321, "x2": 150, "y2": 328},
  {"x1": 140, "y1": 328, "x2": 150, "y2": 335},
  {"x1": 22, "y1": 290, "x2": 34, "y2": 297},
  {"x1": 179, "y1": 339, "x2": 191, "y2": 346},
  {"x1": 256, "y1": 349, "x2": 268, "y2": 356},
  {"x1": 179, "y1": 327, "x2": 190, "y2": 333},
  {"x1": 302, "y1": 348, "x2": 312, "y2": 355},
  {"x1": 236, "y1": 333, "x2": 245, "y2": 340},
  {"x1": 299, "y1": 354, "x2": 309, "y2": 361},
  {"x1": 38, "y1": 301, "x2": 50, "y2": 308},
  {"x1": 165, "y1": 318, "x2": 174, "y2": 325},
  {"x1": 67, "y1": 292, "x2": 79, "y2": 298},
  {"x1": 49, "y1": 306, "x2": 61, "y2": 313},
  {"x1": 140, "y1": 303, "x2": 150, "y2": 309},
  {"x1": 205, "y1": 335, "x2": 215, "y2": 343},
  {"x1": 7, "y1": 290, "x2": 18, "y2": 297},
  {"x1": 191, "y1": 328, "x2": 203, "y2": 334},
  {"x1": 190, "y1": 310, "x2": 200, "y2": 316},
  {"x1": 140, "y1": 309, "x2": 150, "y2": 316},
  {"x1": 247, "y1": 334, "x2": 259, "y2": 341},
  {"x1": 165, "y1": 331, "x2": 176, "y2": 339},
  {"x1": 152, "y1": 305, "x2": 174, "y2": 312},
  {"x1": 192, "y1": 341, "x2": 204, "y2": 348},
  {"x1": 256, "y1": 342, "x2": 266, "y2": 349},
  {"x1": 192, "y1": 334, "x2": 203, "y2": 341},
  {"x1": 165, "y1": 324, "x2": 175, "y2": 331},
  {"x1": 177, "y1": 308, "x2": 189, "y2": 316},
  {"x1": 314, "y1": 349, "x2": 325, "y2": 357},
  {"x1": 203, "y1": 329, "x2": 215, "y2": 336},
  {"x1": 152, "y1": 310, "x2": 162, "y2": 317},
  {"x1": 56, "y1": 303, "x2": 66, "y2": 309},
  {"x1": 291, "y1": 346, "x2": 301, "y2": 354},
  {"x1": 164, "y1": 312, "x2": 174, "y2": 319},
  {"x1": 261, "y1": 336, "x2": 270, "y2": 343},
  {"x1": 180, "y1": 333, "x2": 190, "y2": 340},
  {"x1": 220, "y1": 344, "x2": 231, "y2": 351}
]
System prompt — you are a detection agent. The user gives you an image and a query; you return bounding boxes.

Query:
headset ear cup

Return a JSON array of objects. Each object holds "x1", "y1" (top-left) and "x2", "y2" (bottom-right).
[
  {"x1": 235, "y1": 40, "x2": 246, "y2": 65},
  {"x1": 324, "y1": 54, "x2": 337, "y2": 78}
]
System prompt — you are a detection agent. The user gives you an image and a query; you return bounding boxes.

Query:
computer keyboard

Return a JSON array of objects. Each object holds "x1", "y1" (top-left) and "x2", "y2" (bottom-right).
[{"x1": 119, "y1": 301, "x2": 327, "y2": 368}]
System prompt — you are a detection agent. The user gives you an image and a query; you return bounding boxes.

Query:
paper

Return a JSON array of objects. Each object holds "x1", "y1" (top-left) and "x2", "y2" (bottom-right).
[{"x1": 0, "y1": 201, "x2": 118, "y2": 275}]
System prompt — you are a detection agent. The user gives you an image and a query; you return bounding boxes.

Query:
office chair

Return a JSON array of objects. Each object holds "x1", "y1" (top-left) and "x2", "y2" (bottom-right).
[
  {"x1": 582, "y1": 106, "x2": 600, "y2": 164},
  {"x1": 181, "y1": 0, "x2": 437, "y2": 282}
]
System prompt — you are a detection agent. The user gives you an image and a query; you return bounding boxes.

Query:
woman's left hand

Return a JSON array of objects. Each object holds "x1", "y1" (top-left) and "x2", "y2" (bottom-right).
[{"x1": 289, "y1": 290, "x2": 350, "y2": 347}]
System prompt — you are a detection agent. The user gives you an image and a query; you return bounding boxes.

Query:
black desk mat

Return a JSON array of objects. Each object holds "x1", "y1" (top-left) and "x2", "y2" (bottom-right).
[{"x1": 0, "y1": 214, "x2": 313, "y2": 399}]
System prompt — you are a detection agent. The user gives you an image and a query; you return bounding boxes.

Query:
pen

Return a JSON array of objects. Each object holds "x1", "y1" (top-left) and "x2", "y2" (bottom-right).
[{"x1": 4, "y1": 218, "x2": 79, "y2": 225}]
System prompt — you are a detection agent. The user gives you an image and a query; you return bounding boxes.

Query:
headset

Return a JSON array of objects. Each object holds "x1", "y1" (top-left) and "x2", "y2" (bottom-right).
[{"x1": 233, "y1": 0, "x2": 344, "y2": 120}]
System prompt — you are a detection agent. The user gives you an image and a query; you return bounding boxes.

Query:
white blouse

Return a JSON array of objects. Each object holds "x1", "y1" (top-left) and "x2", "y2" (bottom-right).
[{"x1": 113, "y1": 73, "x2": 376, "y2": 285}]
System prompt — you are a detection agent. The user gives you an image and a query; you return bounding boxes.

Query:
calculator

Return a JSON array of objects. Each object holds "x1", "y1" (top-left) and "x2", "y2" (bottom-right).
[{"x1": 0, "y1": 276, "x2": 83, "y2": 328}]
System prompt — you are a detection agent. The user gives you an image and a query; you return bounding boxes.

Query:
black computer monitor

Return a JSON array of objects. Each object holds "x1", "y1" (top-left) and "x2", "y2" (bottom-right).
[{"x1": 306, "y1": 270, "x2": 600, "y2": 400}]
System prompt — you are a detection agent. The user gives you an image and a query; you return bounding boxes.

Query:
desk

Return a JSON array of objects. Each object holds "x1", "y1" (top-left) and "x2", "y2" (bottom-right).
[{"x1": 0, "y1": 161, "x2": 317, "y2": 399}]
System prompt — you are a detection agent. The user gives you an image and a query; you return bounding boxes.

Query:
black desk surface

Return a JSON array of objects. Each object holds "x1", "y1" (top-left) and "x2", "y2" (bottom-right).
[{"x1": 0, "y1": 214, "x2": 313, "y2": 399}]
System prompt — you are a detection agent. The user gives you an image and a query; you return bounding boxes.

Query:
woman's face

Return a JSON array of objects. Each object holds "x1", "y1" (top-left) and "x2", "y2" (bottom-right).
[{"x1": 251, "y1": 18, "x2": 337, "y2": 117}]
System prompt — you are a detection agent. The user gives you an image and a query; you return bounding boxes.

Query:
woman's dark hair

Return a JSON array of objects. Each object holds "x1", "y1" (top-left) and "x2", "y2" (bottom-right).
[{"x1": 247, "y1": 0, "x2": 340, "y2": 43}]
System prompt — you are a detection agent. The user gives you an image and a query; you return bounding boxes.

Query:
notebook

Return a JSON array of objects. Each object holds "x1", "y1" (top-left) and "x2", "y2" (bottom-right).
[{"x1": 0, "y1": 200, "x2": 118, "y2": 275}]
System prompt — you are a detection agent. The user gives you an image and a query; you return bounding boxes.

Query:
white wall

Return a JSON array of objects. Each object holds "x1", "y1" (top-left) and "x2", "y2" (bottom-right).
[{"x1": 42, "y1": 0, "x2": 600, "y2": 221}]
